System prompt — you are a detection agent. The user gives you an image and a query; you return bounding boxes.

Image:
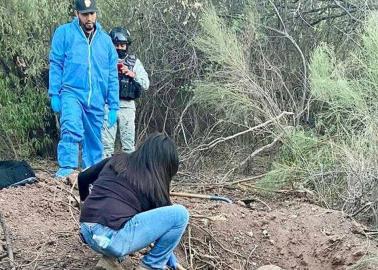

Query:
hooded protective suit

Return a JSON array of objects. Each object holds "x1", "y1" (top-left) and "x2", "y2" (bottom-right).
[{"x1": 49, "y1": 18, "x2": 119, "y2": 170}]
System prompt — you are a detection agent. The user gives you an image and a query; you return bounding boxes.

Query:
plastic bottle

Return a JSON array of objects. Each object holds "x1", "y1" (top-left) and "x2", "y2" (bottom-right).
[{"x1": 92, "y1": 234, "x2": 111, "y2": 249}]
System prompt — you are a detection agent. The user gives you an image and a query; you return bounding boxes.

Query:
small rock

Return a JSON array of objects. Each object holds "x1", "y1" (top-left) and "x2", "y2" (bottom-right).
[
  {"x1": 269, "y1": 215, "x2": 277, "y2": 220},
  {"x1": 236, "y1": 200, "x2": 246, "y2": 207},
  {"x1": 328, "y1": 235, "x2": 341, "y2": 243},
  {"x1": 351, "y1": 220, "x2": 366, "y2": 235},
  {"x1": 332, "y1": 255, "x2": 344, "y2": 265},
  {"x1": 353, "y1": 250, "x2": 364, "y2": 258},
  {"x1": 261, "y1": 219, "x2": 269, "y2": 225},
  {"x1": 203, "y1": 219, "x2": 209, "y2": 226},
  {"x1": 290, "y1": 239, "x2": 297, "y2": 244}
]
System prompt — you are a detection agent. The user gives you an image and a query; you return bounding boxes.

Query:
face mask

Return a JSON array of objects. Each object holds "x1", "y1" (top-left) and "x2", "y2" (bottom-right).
[{"x1": 116, "y1": 49, "x2": 127, "y2": 59}]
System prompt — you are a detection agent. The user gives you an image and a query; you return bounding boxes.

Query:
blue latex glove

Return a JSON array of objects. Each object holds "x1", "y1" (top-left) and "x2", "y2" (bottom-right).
[
  {"x1": 50, "y1": 95, "x2": 61, "y2": 113},
  {"x1": 167, "y1": 253, "x2": 178, "y2": 269},
  {"x1": 108, "y1": 109, "x2": 117, "y2": 128}
]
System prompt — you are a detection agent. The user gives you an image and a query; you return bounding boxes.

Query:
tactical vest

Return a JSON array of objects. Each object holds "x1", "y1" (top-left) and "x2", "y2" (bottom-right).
[{"x1": 119, "y1": 55, "x2": 143, "y2": 100}]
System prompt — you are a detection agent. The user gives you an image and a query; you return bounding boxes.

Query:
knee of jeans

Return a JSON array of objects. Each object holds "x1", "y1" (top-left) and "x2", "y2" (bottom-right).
[
  {"x1": 79, "y1": 225, "x2": 92, "y2": 245},
  {"x1": 172, "y1": 204, "x2": 189, "y2": 226}
]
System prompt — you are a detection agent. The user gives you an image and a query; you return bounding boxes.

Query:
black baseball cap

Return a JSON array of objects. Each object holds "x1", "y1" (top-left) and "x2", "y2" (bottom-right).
[{"x1": 75, "y1": 0, "x2": 97, "y2": 14}]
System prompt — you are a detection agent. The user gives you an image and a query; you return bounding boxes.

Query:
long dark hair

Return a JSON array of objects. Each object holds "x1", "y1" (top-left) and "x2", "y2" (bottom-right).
[{"x1": 109, "y1": 133, "x2": 178, "y2": 207}]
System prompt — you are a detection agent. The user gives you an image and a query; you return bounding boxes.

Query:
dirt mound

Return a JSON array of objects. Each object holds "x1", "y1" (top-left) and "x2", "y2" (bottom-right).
[
  {"x1": 0, "y1": 172, "x2": 377, "y2": 269},
  {"x1": 180, "y1": 199, "x2": 378, "y2": 269}
]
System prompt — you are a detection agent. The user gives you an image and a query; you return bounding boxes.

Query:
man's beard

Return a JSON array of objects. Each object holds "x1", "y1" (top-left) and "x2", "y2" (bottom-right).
[
  {"x1": 80, "y1": 21, "x2": 95, "y2": 33},
  {"x1": 84, "y1": 22, "x2": 94, "y2": 32}
]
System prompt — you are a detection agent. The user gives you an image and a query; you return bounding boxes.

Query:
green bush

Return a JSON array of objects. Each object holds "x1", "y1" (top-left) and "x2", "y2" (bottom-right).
[
  {"x1": 0, "y1": 77, "x2": 52, "y2": 158},
  {"x1": 192, "y1": 4, "x2": 282, "y2": 127},
  {"x1": 0, "y1": 0, "x2": 70, "y2": 80},
  {"x1": 257, "y1": 128, "x2": 344, "y2": 207},
  {"x1": 261, "y1": 12, "x2": 378, "y2": 224},
  {"x1": 0, "y1": 0, "x2": 71, "y2": 158}
]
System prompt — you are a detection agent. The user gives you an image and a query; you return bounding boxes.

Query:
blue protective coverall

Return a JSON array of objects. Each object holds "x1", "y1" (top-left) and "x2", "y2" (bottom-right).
[{"x1": 49, "y1": 18, "x2": 119, "y2": 170}]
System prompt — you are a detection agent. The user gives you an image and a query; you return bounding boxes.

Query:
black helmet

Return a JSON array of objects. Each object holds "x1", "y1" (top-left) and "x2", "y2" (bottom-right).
[{"x1": 109, "y1": 27, "x2": 132, "y2": 45}]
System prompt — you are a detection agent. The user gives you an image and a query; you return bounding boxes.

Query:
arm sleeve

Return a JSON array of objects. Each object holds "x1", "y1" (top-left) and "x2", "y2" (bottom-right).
[
  {"x1": 48, "y1": 26, "x2": 65, "y2": 97},
  {"x1": 134, "y1": 59, "x2": 150, "y2": 91},
  {"x1": 78, "y1": 157, "x2": 111, "y2": 201},
  {"x1": 107, "y1": 43, "x2": 120, "y2": 110}
]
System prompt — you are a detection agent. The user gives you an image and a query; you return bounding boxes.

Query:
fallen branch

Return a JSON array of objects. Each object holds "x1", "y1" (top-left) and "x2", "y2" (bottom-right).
[
  {"x1": 68, "y1": 176, "x2": 79, "y2": 227},
  {"x1": 244, "y1": 244, "x2": 257, "y2": 269},
  {"x1": 170, "y1": 192, "x2": 232, "y2": 203},
  {"x1": 191, "y1": 223, "x2": 247, "y2": 260},
  {"x1": 365, "y1": 231, "x2": 378, "y2": 235},
  {"x1": 0, "y1": 253, "x2": 8, "y2": 260},
  {"x1": 176, "y1": 263, "x2": 186, "y2": 270},
  {"x1": 228, "y1": 173, "x2": 267, "y2": 186},
  {"x1": 223, "y1": 133, "x2": 283, "y2": 178},
  {"x1": 239, "y1": 133, "x2": 283, "y2": 169},
  {"x1": 348, "y1": 202, "x2": 375, "y2": 218},
  {"x1": 194, "y1": 112, "x2": 293, "y2": 152},
  {"x1": 0, "y1": 212, "x2": 16, "y2": 270},
  {"x1": 191, "y1": 214, "x2": 227, "y2": 221},
  {"x1": 188, "y1": 225, "x2": 194, "y2": 269},
  {"x1": 239, "y1": 182, "x2": 312, "y2": 196}
]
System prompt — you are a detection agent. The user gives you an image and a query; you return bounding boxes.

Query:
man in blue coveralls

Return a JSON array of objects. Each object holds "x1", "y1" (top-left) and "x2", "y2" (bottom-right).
[{"x1": 49, "y1": 0, "x2": 119, "y2": 178}]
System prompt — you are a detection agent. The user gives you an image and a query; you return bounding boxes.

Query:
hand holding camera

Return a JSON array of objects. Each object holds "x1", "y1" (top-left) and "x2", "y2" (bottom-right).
[{"x1": 117, "y1": 63, "x2": 136, "y2": 78}]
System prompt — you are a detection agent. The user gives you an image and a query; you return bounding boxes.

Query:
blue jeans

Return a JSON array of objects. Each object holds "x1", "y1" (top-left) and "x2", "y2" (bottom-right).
[{"x1": 80, "y1": 204, "x2": 189, "y2": 269}]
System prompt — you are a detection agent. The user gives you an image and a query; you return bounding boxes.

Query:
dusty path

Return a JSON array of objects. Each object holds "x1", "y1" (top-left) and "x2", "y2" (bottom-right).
[{"x1": 0, "y1": 171, "x2": 377, "y2": 269}]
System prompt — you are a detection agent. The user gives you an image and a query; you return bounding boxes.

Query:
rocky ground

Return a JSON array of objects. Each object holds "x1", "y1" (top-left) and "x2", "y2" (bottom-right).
[{"x1": 0, "y1": 169, "x2": 377, "y2": 270}]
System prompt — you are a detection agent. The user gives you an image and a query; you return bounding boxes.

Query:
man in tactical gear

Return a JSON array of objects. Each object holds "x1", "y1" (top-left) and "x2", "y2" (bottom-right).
[
  {"x1": 49, "y1": 0, "x2": 119, "y2": 178},
  {"x1": 102, "y1": 27, "x2": 150, "y2": 156}
]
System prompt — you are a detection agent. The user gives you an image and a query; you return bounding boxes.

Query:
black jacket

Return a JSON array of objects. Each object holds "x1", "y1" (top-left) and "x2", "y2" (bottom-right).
[{"x1": 79, "y1": 158, "x2": 155, "y2": 230}]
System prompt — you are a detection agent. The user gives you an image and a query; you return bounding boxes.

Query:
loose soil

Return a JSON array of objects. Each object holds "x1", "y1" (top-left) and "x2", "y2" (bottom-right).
[{"x1": 0, "y1": 170, "x2": 377, "y2": 270}]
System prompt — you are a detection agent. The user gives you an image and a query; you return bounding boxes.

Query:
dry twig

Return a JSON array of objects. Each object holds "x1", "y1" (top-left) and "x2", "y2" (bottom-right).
[
  {"x1": 68, "y1": 176, "x2": 79, "y2": 227},
  {"x1": 0, "y1": 211, "x2": 16, "y2": 270},
  {"x1": 188, "y1": 225, "x2": 194, "y2": 269},
  {"x1": 228, "y1": 174, "x2": 267, "y2": 186},
  {"x1": 193, "y1": 112, "x2": 293, "y2": 152},
  {"x1": 223, "y1": 133, "x2": 283, "y2": 179},
  {"x1": 191, "y1": 223, "x2": 247, "y2": 260}
]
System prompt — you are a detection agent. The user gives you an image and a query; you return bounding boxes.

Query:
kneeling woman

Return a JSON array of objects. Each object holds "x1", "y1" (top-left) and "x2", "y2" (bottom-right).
[{"x1": 78, "y1": 133, "x2": 189, "y2": 270}]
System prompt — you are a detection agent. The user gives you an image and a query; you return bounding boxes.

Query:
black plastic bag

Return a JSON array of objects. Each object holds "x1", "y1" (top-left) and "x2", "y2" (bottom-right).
[{"x1": 0, "y1": 160, "x2": 36, "y2": 189}]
